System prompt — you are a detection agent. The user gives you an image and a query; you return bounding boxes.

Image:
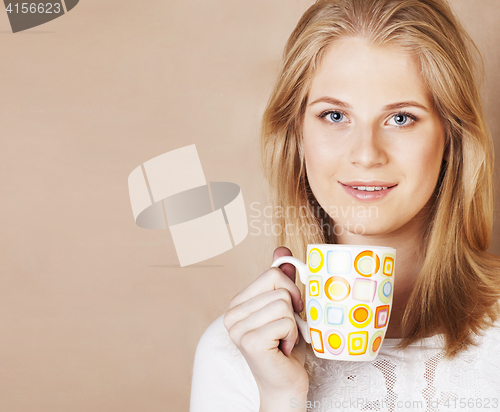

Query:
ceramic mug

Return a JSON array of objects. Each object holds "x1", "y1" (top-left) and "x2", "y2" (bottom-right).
[{"x1": 272, "y1": 244, "x2": 396, "y2": 361}]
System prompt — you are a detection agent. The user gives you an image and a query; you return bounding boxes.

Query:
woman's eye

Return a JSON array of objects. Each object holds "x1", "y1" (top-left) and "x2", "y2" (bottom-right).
[
  {"x1": 328, "y1": 111, "x2": 344, "y2": 122},
  {"x1": 387, "y1": 112, "x2": 418, "y2": 127},
  {"x1": 319, "y1": 110, "x2": 346, "y2": 123}
]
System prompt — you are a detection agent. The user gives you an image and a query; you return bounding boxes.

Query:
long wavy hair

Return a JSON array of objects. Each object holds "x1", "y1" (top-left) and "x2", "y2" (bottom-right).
[{"x1": 260, "y1": 0, "x2": 500, "y2": 357}]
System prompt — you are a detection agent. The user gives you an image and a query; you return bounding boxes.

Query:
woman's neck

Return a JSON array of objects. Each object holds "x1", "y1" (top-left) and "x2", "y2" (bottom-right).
[{"x1": 335, "y1": 212, "x2": 429, "y2": 339}]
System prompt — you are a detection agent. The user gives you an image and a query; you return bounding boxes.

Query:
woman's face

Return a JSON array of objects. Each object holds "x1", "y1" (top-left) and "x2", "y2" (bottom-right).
[{"x1": 303, "y1": 37, "x2": 446, "y2": 240}]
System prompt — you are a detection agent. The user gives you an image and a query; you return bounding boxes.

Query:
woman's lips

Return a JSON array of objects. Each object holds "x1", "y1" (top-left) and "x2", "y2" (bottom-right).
[{"x1": 340, "y1": 182, "x2": 397, "y2": 201}]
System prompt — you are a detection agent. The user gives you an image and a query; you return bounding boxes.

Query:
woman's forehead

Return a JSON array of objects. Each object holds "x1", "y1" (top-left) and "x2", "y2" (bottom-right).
[{"x1": 307, "y1": 37, "x2": 433, "y2": 109}]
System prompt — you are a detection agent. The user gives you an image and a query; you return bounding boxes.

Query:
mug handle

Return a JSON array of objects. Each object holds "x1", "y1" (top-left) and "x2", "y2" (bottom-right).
[{"x1": 271, "y1": 256, "x2": 311, "y2": 344}]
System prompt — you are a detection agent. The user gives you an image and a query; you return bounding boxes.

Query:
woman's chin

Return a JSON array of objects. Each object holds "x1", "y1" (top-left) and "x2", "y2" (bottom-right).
[{"x1": 330, "y1": 219, "x2": 401, "y2": 238}]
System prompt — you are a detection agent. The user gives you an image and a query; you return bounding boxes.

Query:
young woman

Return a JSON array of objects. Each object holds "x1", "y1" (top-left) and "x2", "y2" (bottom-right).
[{"x1": 191, "y1": 0, "x2": 500, "y2": 410}]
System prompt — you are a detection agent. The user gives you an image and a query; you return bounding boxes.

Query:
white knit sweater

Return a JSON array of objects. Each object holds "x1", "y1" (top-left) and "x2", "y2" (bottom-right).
[{"x1": 190, "y1": 314, "x2": 500, "y2": 412}]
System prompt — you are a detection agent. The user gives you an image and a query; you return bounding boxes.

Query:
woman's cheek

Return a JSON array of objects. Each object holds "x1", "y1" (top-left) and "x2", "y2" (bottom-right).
[{"x1": 306, "y1": 148, "x2": 336, "y2": 187}]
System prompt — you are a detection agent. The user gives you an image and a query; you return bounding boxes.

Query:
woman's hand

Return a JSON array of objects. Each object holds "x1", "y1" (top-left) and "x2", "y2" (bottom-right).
[{"x1": 223, "y1": 247, "x2": 309, "y2": 410}]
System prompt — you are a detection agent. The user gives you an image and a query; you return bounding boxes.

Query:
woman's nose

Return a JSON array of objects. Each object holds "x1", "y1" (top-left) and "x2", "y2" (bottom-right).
[{"x1": 348, "y1": 125, "x2": 389, "y2": 168}]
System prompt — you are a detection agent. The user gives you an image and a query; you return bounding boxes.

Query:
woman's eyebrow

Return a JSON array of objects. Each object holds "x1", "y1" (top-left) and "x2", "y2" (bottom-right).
[
  {"x1": 384, "y1": 101, "x2": 429, "y2": 112},
  {"x1": 308, "y1": 96, "x2": 429, "y2": 112},
  {"x1": 308, "y1": 96, "x2": 352, "y2": 108}
]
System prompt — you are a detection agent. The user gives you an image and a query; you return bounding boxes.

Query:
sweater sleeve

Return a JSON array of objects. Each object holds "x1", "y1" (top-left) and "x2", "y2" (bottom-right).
[{"x1": 190, "y1": 313, "x2": 261, "y2": 412}]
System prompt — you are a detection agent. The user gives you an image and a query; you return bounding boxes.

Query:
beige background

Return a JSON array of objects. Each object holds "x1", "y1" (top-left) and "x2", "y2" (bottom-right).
[{"x1": 0, "y1": 1, "x2": 498, "y2": 411}]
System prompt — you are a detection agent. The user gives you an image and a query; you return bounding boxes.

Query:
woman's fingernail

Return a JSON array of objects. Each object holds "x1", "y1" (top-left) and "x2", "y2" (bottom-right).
[{"x1": 299, "y1": 298, "x2": 304, "y2": 311}]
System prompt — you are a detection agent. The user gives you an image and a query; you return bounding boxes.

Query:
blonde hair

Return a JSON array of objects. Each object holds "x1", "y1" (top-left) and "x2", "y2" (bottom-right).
[{"x1": 260, "y1": 0, "x2": 500, "y2": 358}]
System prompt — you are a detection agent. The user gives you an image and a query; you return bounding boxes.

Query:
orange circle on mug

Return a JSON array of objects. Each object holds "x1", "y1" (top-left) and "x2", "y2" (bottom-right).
[
  {"x1": 353, "y1": 306, "x2": 369, "y2": 322},
  {"x1": 354, "y1": 251, "x2": 380, "y2": 277},
  {"x1": 324, "y1": 276, "x2": 351, "y2": 301},
  {"x1": 349, "y1": 304, "x2": 373, "y2": 328}
]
